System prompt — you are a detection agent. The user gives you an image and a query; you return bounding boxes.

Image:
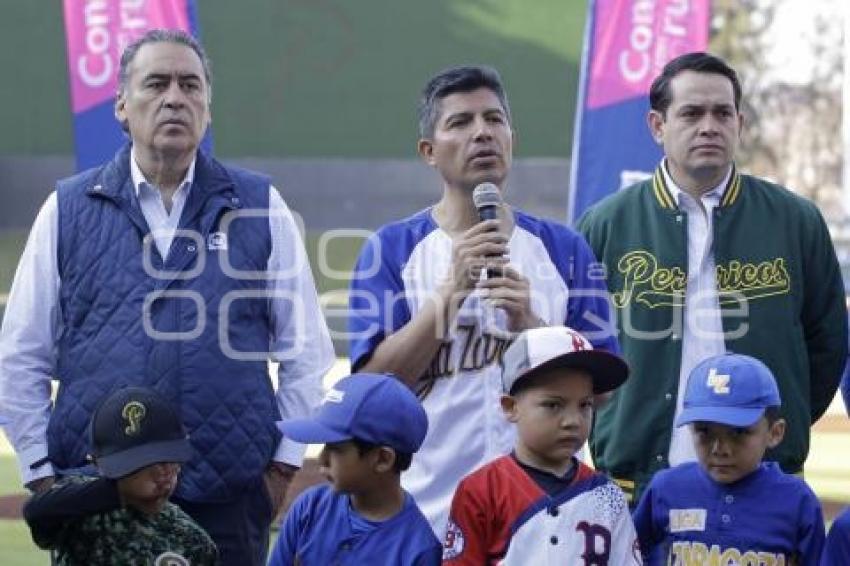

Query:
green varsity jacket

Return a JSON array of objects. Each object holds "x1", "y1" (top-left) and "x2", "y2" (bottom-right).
[{"x1": 577, "y1": 164, "x2": 847, "y2": 503}]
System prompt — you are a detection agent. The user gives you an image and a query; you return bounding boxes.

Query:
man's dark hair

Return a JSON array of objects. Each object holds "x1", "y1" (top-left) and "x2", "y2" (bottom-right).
[
  {"x1": 352, "y1": 438, "x2": 413, "y2": 473},
  {"x1": 418, "y1": 65, "x2": 511, "y2": 139},
  {"x1": 649, "y1": 52, "x2": 741, "y2": 116},
  {"x1": 118, "y1": 28, "x2": 212, "y2": 100}
]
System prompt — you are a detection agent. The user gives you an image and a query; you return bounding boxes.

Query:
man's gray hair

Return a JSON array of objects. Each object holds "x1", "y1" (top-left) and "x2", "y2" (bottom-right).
[{"x1": 118, "y1": 28, "x2": 212, "y2": 100}]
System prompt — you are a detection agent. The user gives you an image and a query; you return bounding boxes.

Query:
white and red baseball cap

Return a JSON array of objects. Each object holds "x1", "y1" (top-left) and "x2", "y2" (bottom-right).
[{"x1": 501, "y1": 326, "x2": 629, "y2": 394}]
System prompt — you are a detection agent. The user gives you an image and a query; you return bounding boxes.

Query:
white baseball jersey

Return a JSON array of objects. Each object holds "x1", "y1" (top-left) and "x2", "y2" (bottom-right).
[
  {"x1": 349, "y1": 208, "x2": 617, "y2": 538},
  {"x1": 443, "y1": 456, "x2": 642, "y2": 565}
]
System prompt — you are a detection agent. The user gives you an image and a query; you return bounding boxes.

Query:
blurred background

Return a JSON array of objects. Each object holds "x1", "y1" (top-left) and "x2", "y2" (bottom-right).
[{"x1": 1, "y1": 1, "x2": 848, "y2": 563}]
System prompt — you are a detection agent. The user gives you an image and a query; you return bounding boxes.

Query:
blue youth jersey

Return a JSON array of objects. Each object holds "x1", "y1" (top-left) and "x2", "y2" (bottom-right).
[
  {"x1": 269, "y1": 484, "x2": 442, "y2": 566},
  {"x1": 348, "y1": 207, "x2": 617, "y2": 537},
  {"x1": 633, "y1": 462, "x2": 825, "y2": 565},
  {"x1": 822, "y1": 507, "x2": 850, "y2": 566}
]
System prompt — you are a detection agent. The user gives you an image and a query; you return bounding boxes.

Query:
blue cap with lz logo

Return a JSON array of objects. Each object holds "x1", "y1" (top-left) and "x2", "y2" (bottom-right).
[
  {"x1": 277, "y1": 373, "x2": 428, "y2": 454},
  {"x1": 676, "y1": 353, "x2": 782, "y2": 428}
]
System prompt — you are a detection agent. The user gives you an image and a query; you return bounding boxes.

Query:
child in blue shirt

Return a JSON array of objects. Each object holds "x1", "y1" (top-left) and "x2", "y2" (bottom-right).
[
  {"x1": 822, "y1": 507, "x2": 850, "y2": 565},
  {"x1": 268, "y1": 373, "x2": 441, "y2": 566},
  {"x1": 633, "y1": 353, "x2": 825, "y2": 564}
]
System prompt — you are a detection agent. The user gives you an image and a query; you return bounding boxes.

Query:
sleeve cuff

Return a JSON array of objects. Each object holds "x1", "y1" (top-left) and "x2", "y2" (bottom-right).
[
  {"x1": 17, "y1": 445, "x2": 55, "y2": 486},
  {"x1": 272, "y1": 437, "x2": 308, "y2": 467}
]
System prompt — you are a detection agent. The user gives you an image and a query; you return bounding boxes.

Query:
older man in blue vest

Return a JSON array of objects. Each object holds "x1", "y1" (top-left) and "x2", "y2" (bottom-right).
[{"x1": 0, "y1": 29, "x2": 334, "y2": 565}]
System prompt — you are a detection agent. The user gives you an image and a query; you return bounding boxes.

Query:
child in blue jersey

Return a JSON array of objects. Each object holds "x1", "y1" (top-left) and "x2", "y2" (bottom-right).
[
  {"x1": 268, "y1": 373, "x2": 441, "y2": 566},
  {"x1": 822, "y1": 507, "x2": 850, "y2": 565},
  {"x1": 633, "y1": 353, "x2": 826, "y2": 564}
]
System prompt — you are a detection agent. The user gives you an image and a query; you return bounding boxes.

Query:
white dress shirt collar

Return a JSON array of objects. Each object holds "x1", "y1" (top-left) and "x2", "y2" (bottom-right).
[
  {"x1": 129, "y1": 148, "x2": 196, "y2": 197},
  {"x1": 662, "y1": 159, "x2": 731, "y2": 209}
]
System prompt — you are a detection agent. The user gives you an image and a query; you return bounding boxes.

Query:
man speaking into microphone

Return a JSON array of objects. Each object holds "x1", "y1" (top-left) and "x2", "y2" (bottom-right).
[{"x1": 347, "y1": 66, "x2": 620, "y2": 539}]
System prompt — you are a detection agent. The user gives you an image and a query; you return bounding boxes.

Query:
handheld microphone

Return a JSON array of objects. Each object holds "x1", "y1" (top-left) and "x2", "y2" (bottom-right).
[
  {"x1": 472, "y1": 183, "x2": 504, "y2": 278},
  {"x1": 472, "y1": 182, "x2": 501, "y2": 222}
]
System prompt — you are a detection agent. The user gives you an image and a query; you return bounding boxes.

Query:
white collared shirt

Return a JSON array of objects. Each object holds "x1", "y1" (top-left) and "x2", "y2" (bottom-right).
[
  {"x1": 663, "y1": 161, "x2": 730, "y2": 466},
  {"x1": 130, "y1": 149, "x2": 194, "y2": 259},
  {"x1": 0, "y1": 152, "x2": 335, "y2": 484}
]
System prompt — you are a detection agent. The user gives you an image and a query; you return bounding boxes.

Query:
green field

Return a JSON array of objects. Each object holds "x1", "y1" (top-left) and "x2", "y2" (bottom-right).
[
  {"x1": 0, "y1": 520, "x2": 44, "y2": 566},
  {"x1": 0, "y1": 231, "x2": 26, "y2": 296},
  {"x1": 0, "y1": 2, "x2": 587, "y2": 158}
]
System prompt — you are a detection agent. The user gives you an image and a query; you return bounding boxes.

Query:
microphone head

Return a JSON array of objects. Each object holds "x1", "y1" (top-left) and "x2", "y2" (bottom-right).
[{"x1": 472, "y1": 183, "x2": 502, "y2": 210}]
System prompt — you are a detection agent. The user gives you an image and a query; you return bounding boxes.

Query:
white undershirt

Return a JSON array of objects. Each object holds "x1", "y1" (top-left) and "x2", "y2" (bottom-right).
[
  {"x1": 130, "y1": 151, "x2": 194, "y2": 258},
  {"x1": 664, "y1": 161, "x2": 730, "y2": 466}
]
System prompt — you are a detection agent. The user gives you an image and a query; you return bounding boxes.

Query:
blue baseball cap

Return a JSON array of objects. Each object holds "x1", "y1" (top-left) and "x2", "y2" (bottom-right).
[
  {"x1": 676, "y1": 353, "x2": 781, "y2": 428},
  {"x1": 277, "y1": 373, "x2": 428, "y2": 454}
]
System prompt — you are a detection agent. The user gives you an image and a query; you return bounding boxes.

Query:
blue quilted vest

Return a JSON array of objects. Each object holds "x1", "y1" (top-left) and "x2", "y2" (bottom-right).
[{"x1": 50, "y1": 144, "x2": 281, "y2": 502}]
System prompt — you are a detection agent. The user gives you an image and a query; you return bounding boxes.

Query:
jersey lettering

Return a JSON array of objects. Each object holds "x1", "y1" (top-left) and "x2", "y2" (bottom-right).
[
  {"x1": 576, "y1": 521, "x2": 612, "y2": 565},
  {"x1": 613, "y1": 250, "x2": 791, "y2": 309},
  {"x1": 457, "y1": 324, "x2": 478, "y2": 372},
  {"x1": 669, "y1": 508, "x2": 707, "y2": 532},
  {"x1": 459, "y1": 325, "x2": 512, "y2": 372},
  {"x1": 427, "y1": 324, "x2": 513, "y2": 378},
  {"x1": 429, "y1": 341, "x2": 454, "y2": 378},
  {"x1": 669, "y1": 541, "x2": 787, "y2": 565}
]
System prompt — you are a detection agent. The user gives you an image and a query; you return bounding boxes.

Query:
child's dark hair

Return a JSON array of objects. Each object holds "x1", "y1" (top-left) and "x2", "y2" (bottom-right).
[
  {"x1": 352, "y1": 438, "x2": 413, "y2": 473},
  {"x1": 763, "y1": 406, "x2": 782, "y2": 425}
]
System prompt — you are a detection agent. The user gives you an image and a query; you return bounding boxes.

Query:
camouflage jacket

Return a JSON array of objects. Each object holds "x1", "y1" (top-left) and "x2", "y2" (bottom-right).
[{"x1": 23, "y1": 476, "x2": 217, "y2": 565}]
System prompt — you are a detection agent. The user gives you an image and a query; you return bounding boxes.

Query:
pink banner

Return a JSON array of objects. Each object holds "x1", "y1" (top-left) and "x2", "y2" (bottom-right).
[
  {"x1": 587, "y1": 0, "x2": 710, "y2": 109},
  {"x1": 63, "y1": 0, "x2": 192, "y2": 114}
]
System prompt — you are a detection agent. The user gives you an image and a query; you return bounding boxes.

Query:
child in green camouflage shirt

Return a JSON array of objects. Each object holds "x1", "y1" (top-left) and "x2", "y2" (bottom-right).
[{"x1": 23, "y1": 387, "x2": 217, "y2": 565}]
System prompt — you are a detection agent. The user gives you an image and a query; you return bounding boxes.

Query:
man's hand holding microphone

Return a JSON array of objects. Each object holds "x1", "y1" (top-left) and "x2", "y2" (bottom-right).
[{"x1": 440, "y1": 183, "x2": 543, "y2": 332}]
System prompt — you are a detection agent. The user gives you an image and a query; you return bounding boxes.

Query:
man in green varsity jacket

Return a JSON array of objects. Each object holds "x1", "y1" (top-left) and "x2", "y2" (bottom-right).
[{"x1": 577, "y1": 52, "x2": 847, "y2": 504}]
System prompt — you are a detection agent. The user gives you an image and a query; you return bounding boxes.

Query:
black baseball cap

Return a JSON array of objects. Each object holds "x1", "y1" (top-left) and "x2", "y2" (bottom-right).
[{"x1": 90, "y1": 387, "x2": 192, "y2": 479}]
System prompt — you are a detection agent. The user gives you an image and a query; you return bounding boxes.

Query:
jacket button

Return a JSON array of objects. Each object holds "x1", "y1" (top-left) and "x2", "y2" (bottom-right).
[{"x1": 187, "y1": 244, "x2": 196, "y2": 253}]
